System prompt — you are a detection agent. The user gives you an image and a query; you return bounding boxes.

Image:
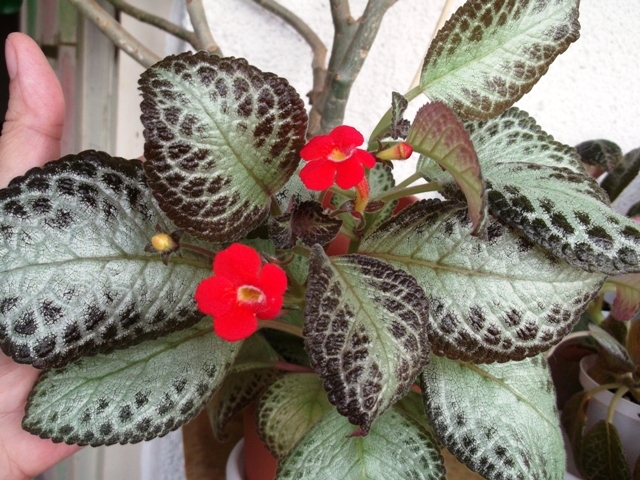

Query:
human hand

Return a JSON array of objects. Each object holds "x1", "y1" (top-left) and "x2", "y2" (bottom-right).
[{"x1": 0, "y1": 32, "x2": 81, "y2": 480}]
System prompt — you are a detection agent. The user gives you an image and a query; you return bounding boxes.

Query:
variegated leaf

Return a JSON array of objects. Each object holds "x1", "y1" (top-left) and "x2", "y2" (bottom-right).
[
  {"x1": 361, "y1": 200, "x2": 604, "y2": 363},
  {"x1": 0, "y1": 151, "x2": 212, "y2": 369},
  {"x1": 421, "y1": 354, "x2": 565, "y2": 480},
  {"x1": 303, "y1": 245, "x2": 430, "y2": 434},
  {"x1": 140, "y1": 52, "x2": 308, "y2": 243},
  {"x1": 420, "y1": 108, "x2": 640, "y2": 275},
  {"x1": 257, "y1": 373, "x2": 332, "y2": 458},
  {"x1": 575, "y1": 139, "x2": 623, "y2": 178},
  {"x1": 269, "y1": 200, "x2": 342, "y2": 249},
  {"x1": 22, "y1": 318, "x2": 239, "y2": 446},
  {"x1": 421, "y1": 0, "x2": 580, "y2": 119},
  {"x1": 407, "y1": 102, "x2": 486, "y2": 235},
  {"x1": 276, "y1": 407, "x2": 445, "y2": 480},
  {"x1": 390, "y1": 91, "x2": 411, "y2": 139}
]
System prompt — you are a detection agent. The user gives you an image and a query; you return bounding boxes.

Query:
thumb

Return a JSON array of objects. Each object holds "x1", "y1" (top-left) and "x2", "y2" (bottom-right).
[{"x1": 0, "y1": 33, "x2": 65, "y2": 188}]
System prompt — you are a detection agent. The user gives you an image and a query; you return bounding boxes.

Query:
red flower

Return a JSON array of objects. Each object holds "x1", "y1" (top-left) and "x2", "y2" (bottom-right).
[
  {"x1": 299, "y1": 125, "x2": 376, "y2": 190},
  {"x1": 195, "y1": 243, "x2": 287, "y2": 341}
]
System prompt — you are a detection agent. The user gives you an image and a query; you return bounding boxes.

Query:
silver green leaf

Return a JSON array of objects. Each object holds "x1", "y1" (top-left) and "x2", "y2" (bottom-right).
[
  {"x1": 0, "y1": 151, "x2": 213, "y2": 369},
  {"x1": 140, "y1": 52, "x2": 308, "y2": 243},
  {"x1": 276, "y1": 407, "x2": 445, "y2": 480},
  {"x1": 360, "y1": 200, "x2": 604, "y2": 363},
  {"x1": 22, "y1": 318, "x2": 239, "y2": 446},
  {"x1": 257, "y1": 373, "x2": 332, "y2": 459},
  {"x1": 303, "y1": 245, "x2": 430, "y2": 434},
  {"x1": 420, "y1": 0, "x2": 580, "y2": 119},
  {"x1": 421, "y1": 108, "x2": 640, "y2": 275},
  {"x1": 421, "y1": 354, "x2": 564, "y2": 480}
]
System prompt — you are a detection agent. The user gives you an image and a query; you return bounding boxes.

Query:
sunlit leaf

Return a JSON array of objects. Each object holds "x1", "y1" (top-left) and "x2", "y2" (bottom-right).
[
  {"x1": 0, "y1": 151, "x2": 213, "y2": 369},
  {"x1": 361, "y1": 200, "x2": 604, "y2": 363},
  {"x1": 257, "y1": 373, "x2": 332, "y2": 458},
  {"x1": 22, "y1": 319, "x2": 239, "y2": 445},
  {"x1": 276, "y1": 407, "x2": 445, "y2": 480},
  {"x1": 421, "y1": 354, "x2": 564, "y2": 480},
  {"x1": 407, "y1": 102, "x2": 486, "y2": 235},
  {"x1": 140, "y1": 52, "x2": 308, "y2": 242},
  {"x1": 421, "y1": 0, "x2": 580, "y2": 119},
  {"x1": 304, "y1": 245, "x2": 430, "y2": 434}
]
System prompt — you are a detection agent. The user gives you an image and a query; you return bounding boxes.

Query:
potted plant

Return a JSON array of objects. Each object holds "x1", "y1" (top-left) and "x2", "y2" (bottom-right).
[{"x1": 1, "y1": 1, "x2": 639, "y2": 479}]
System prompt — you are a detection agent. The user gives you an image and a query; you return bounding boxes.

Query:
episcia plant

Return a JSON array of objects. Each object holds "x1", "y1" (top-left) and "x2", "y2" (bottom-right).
[{"x1": 1, "y1": 1, "x2": 640, "y2": 478}]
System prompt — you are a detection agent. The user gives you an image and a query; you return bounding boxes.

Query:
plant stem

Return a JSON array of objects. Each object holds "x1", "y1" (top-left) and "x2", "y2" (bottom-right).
[
  {"x1": 251, "y1": 0, "x2": 328, "y2": 136},
  {"x1": 259, "y1": 319, "x2": 304, "y2": 337},
  {"x1": 69, "y1": 0, "x2": 161, "y2": 68},
  {"x1": 274, "y1": 361, "x2": 314, "y2": 373},
  {"x1": 180, "y1": 242, "x2": 217, "y2": 259},
  {"x1": 393, "y1": 171, "x2": 424, "y2": 190},
  {"x1": 606, "y1": 386, "x2": 629, "y2": 424},
  {"x1": 374, "y1": 182, "x2": 440, "y2": 204},
  {"x1": 105, "y1": 0, "x2": 200, "y2": 49},
  {"x1": 185, "y1": 0, "x2": 222, "y2": 54},
  {"x1": 329, "y1": 185, "x2": 355, "y2": 199}
]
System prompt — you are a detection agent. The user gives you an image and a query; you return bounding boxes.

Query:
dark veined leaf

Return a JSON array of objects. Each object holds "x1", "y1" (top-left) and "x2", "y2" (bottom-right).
[
  {"x1": 575, "y1": 139, "x2": 623, "y2": 179},
  {"x1": 257, "y1": 373, "x2": 332, "y2": 459},
  {"x1": 0, "y1": 151, "x2": 213, "y2": 369},
  {"x1": 140, "y1": 52, "x2": 308, "y2": 243},
  {"x1": 22, "y1": 318, "x2": 239, "y2": 446},
  {"x1": 361, "y1": 200, "x2": 604, "y2": 363},
  {"x1": 607, "y1": 274, "x2": 640, "y2": 321},
  {"x1": 581, "y1": 420, "x2": 631, "y2": 480},
  {"x1": 269, "y1": 199, "x2": 342, "y2": 249},
  {"x1": 601, "y1": 148, "x2": 640, "y2": 204},
  {"x1": 276, "y1": 407, "x2": 445, "y2": 480},
  {"x1": 588, "y1": 324, "x2": 636, "y2": 375},
  {"x1": 420, "y1": 108, "x2": 640, "y2": 275},
  {"x1": 421, "y1": 354, "x2": 565, "y2": 480},
  {"x1": 207, "y1": 334, "x2": 281, "y2": 441},
  {"x1": 390, "y1": 91, "x2": 411, "y2": 139},
  {"x1": 407, "y1": 102, "x2": 487, "y2": 235},
  {"x1": 420, "y1": 0, "x2": 579, "y2": 119},
  {"x1": 304, "y1": 245, "x2": 430, "y2": 434}
]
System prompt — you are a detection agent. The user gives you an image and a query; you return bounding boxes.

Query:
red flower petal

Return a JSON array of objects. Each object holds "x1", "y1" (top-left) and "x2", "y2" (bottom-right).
[
  {"x1": 330, "y1": 125, "x2": 364, "y2": 150},
  {"x1": 213, "y1": 305, "x2": 258, "y2": 342},
  {"x1": 213, "y1": 243, "x2": 262, "y2": 285},
  {"x1": 352, "y1": 148, "x2": 376, "y2": 168},
  {"x1": 257, "y1": 263, "x2": 288, "y2": 297},
  {"x1": 335, "y1": 156, "x2": 365, "y2": 189},
  {"x1": 194, "y1": 275, "x2": 236, "y2": 317},
  {"x1": 299, "y1": 159, "x2": 337, "y2": 190},
  {"x1": 300, "y1": 135, "x2": 335, "y2": 161},
  {"x1": 256, "y1": 293, "x2": 283, "y2": 320}
]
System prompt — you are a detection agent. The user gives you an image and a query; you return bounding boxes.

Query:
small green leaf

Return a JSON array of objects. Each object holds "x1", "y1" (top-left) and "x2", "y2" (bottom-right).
[
  {"x1": 588, "y1": 324, "x2": 636, "y2": 374},
  {"x1": 269, "y1": 200, "x2": 342, "y2": 249},
  {"x1": 22, "y1": 318, "x2": 239, "y2": 446},
  {"x1": 421, "y1": 354, "x2": 565, "y2": 480},
  {"x1": 601, "y1": 148, "x2": 640, "y2": 203},
  {"x1": 0, "y1": 151, "x2": 213, "y2": 369},
  {"x1": 581, "y1": 420, "x2": 631, "y2": 480},
  {"x1": 361, "y1": 200, "x2": 604, "y2": 363},
  {"x1": 276, "y1": 407, "x2": 445, "y2": 480},
  {"x1": 575, "y1": 140, "x2": 623, "y2": 178},
  {"x1": 390, "y1": 92, "x2": 411, "y2": 139},
  {"x1": 420, "y1": 0, "x2": 580, "y2": 119},
  {"x1": 304, "y1": 245, "x2": 430, "y2": 434},
  {"x1": 561, "y1": 391, "x2": 589, "y2": 470},
  {"x1": 207, "y1": 334, "x2": 281, "y2": 441},
  {"x1": 257, "y1": 373, "x2": 332, "y2": 458},
  {"x1": 423, "y1": 108, "x2": 640, "y2": 275},
  {"x1": 140, "y1": 52, "x2": 308, "y2": 243},
  {"x1": 407, "y1": 102, "x2": 486, "y2": 235}
]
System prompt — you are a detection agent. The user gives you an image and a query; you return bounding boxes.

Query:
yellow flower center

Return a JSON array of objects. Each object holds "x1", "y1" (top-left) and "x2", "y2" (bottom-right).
[
  {"x1": 150, "y1": 233, "x2": 176, "y2": 252},
  {"x1": 237, "y1": 285, "x2": 266, "y2": 305},
  {"x1": 328, "y1": 148, "x2": 351, "y2": 162}
]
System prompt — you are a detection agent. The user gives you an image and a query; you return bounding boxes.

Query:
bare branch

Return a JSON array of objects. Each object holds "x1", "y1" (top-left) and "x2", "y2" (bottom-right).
[
  {"x1": 105, "y1": 0, "x2": 200, "y2": 50},
  {"x1": 185, "y1": 0, "x2": 222, "y2": 55},
  {"x1": 251, "y1": 0, "x2": 328, "y2": 136},
  {"x1": 69, "y1": 0, "x2": 161, "y2": 68},
  {"x1": 319, "y1": 0, "x2": 398, "y2": 135}
]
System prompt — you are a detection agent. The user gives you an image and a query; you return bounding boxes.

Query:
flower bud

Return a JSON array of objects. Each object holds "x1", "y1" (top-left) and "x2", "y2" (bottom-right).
[{"x1": 376, "y1": 142, "x2": 413, "y2": 161}]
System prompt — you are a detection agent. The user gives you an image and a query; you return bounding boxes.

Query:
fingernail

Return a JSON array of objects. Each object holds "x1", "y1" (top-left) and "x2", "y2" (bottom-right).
[{"x1": 5, "y1": 37, "x2": 17, "y2": 80}]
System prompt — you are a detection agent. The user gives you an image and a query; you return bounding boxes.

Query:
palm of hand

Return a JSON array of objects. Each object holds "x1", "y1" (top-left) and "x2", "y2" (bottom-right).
[{"x1": 0, "y1": 33, "x2": 81, "y2": 480}]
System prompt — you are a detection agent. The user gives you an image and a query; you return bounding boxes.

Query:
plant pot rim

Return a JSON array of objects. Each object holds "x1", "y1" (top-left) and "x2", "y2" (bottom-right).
[
  {"x1": 579, "y1": 354, "x2": 640, "y2": 419},
  {"x1": 226, "y1": 438, "x2": 245, "y2": 480}
]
